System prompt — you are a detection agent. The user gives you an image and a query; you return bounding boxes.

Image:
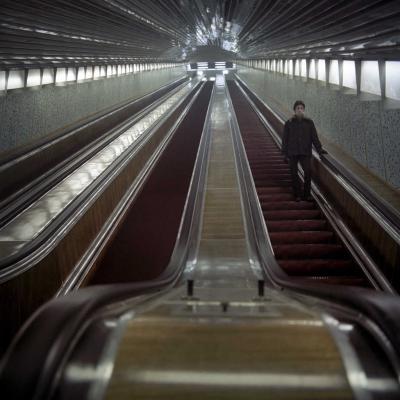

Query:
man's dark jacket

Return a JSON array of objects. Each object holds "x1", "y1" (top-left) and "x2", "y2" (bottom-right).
[{"x1": 282, "y1": 116, "x2": 323, "y2": 156}]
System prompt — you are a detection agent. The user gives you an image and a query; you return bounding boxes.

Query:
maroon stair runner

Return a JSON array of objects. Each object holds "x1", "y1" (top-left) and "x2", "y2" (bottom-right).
[{"x1": 227, "y1": 80, "x2": 368, "y2": 287}]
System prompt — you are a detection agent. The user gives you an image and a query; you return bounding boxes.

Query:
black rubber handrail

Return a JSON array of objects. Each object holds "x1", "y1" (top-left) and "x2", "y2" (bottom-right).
[
  {"x1": 234, "y1": 73, "x2": 400, "y2": 235},
  {"x1": 0, "y1": 82, "x2": 215, "y2": 400}
]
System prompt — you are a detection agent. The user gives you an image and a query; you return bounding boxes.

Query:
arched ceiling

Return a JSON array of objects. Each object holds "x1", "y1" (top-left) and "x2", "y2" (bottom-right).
[{"x1": 1, "y1": 0, "x2": 400, "y2": 69}]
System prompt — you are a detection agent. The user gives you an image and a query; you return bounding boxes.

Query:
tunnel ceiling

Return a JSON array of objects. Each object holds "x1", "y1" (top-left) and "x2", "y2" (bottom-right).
[{"x1": 1, "y1": 0, "x2": 400, "y2": 69}]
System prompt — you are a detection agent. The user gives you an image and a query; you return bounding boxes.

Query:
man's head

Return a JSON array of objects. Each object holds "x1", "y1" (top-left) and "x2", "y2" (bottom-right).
[{"x1": 293, "y1": 100, "x2": 305, "y2": 118}]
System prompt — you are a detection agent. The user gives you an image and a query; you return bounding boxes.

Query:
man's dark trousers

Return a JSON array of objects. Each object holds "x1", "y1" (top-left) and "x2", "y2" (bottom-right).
[{"x1": 289, "y1": 155, "x2": 311, "y2": 198}]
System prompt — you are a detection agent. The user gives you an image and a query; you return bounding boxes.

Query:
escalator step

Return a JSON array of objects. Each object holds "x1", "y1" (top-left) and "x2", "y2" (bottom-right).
[
  {"x1": 264, "y1": 209, "x2": 321, "y2": 220},
  {"x1": 257, "y1": 187, "x2": 293, "y2": 194},
  {"x1": 259, "y1": 193, "x2": 294, "y2": 201},
  {"x1": 305, "y1": 276, "x2": 367, "y2": 287},
  {"x1": 261, "y1": 201, "x2": 316, "y2": 211},
  {"x1": 278, "y1": 259, "x2": 358, "y2": 276},
  {"x1": 274, "y1": 244, "x2": 347, "y2": 259},
  {"x1": 267, "y1": 220, "x2": 327, "y2": 232},
  {"x1": 269, "y1": 231, "x2": 334, "y2": 244}
]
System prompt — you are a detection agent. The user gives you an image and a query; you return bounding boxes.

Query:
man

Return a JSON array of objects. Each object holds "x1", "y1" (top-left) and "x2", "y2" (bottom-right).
[{"x1": 282, "y1": 100, "x2": 327, "y2": 202}]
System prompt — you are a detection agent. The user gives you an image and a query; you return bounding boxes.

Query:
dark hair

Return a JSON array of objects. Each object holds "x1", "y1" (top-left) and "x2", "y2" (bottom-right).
[{"x1": 293, "y1": 100, "x2": 305, "y2": 110}]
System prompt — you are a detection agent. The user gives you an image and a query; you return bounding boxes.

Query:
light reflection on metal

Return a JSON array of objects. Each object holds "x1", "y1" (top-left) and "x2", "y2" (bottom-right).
[
  {"x1": 0, "y1": 81, "x2": 195, "y2": 256},
  {"x1": 123, "y1": 370, "x2": 347, "y2": 389}
]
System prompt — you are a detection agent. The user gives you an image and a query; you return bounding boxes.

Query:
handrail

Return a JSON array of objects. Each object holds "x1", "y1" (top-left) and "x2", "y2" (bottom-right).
[
  {"x1": 235, "y1": 73, "x2": 400, "y2": 240},
  {"x1": 0, "y1": 77, "x2": 190, "y2": 227},
  {"x1": 225, "y1": 81, "x2": 280, "y2": 287},
  {"x1": 0, "y1": 81, "x2": 202, "y2": 279},
  {"x1": 0, "y1": 82, "x2": 215, "y2": 400}
]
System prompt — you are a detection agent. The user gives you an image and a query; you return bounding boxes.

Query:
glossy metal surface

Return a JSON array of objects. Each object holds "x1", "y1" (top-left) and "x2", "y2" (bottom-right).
[{"x1": 0, "y1": 81, "x2": 196, "y2": 261}]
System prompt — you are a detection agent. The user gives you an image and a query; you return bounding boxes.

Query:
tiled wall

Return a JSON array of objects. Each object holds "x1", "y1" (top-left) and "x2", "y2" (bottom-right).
[
  {"x1": 237, "y1": 66, "x2": 400, "y2": 189},
  {"x1": 0, "y1": 66, "x2": 186, "y2": 154}
]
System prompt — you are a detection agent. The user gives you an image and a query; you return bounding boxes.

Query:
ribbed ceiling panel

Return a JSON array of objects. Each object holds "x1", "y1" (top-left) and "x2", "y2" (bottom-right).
[{"x1": 1, "y1": 0, "x2": 400, "y2": 69}]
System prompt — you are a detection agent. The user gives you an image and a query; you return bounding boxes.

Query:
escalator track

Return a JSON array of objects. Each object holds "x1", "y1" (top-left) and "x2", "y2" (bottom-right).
[
  {"x1": 2, "y1": 80, "x2": 400, "y2": 400},
  {"x1": 227, "y1": 80, "x2": 370, "y2": 287},
  {"x1": 0, "y1": 80, "x2": 212, "y2": 354},
  {"x1": 86, "y1": 81, "x2": 214, "y2": 284}
]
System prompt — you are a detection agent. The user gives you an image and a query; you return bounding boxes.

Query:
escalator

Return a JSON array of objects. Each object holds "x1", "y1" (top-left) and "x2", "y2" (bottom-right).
[
  {"x1": 227, "y1": 80, "x2": 368, "y2": 287},
  {"x1": 2, "y1": 78, "x2": 400, "y2": 400},
  {"x1": 85, "y1": 81, "x2": 214, "y2": 284},
  {"x1": 0, "y1": 80, "x2": 212, "y2": 353}
]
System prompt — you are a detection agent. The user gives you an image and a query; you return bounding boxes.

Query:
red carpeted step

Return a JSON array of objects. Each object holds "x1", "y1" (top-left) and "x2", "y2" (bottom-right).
[
  {"x1": 264, "y1": 209, "x2": 321, "y2": 220},
  {"x1": 269, "y1": 231, "x2": 334, "y2": 244},
  {"x1": 254, "y1": 173, "x2": 291, "y2": 179},
  {"x1": 274, "y1": 244, "x2": 347, "y2": 259},
  {"x1": 261, "y1": 201, "x2": 316, "y2": 211},
  {"x1": 267, "y1": 220, "x2": 327, "y2": 232},
  {"x1": 257, "y1": 187, "x2": 293, "y2": 194},
  {"x1": 256, "y1": 180, "x2": 292, "y2": 187},
  {"x1": 305, "y1": 276, "x2": 367, "y2": 286},
  {"x1": 278, "y1": 259, "x2": 356, "y2": 275},
  {"x1": 251, "y1": 167, "x2": 290, "y2": 173},
  {"x1": 259, "y1": 193, "x2": 294, "y2": 201}
]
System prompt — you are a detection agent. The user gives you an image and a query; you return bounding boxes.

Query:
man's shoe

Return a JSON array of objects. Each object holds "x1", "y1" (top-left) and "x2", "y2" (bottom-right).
[
  {"x1": 295, "y1": 196, "x2": 301, "y2": 202},
  {"x1": 302, "y1": 195, "x2": 313, "y2": 202}
]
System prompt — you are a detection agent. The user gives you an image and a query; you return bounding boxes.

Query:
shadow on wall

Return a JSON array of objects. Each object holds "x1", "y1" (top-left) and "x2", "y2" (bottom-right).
[{"x1": 237, "y1": 67, "x2": 400, "y2": 190}]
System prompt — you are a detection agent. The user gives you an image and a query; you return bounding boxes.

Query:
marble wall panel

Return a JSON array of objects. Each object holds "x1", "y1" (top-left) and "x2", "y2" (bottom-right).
[
  {"x1": 238, "y1": 65, "x2": 400, "y2": 188},
  {"x1": 362, "y1": 100, "x2": 386, "y2": 180},
  {"x1": 381, "y1": 109, "x2": 400, "y2": 188},
  {"x1": 0, "y1": 67, "x2": 185, "y2": 153}
]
